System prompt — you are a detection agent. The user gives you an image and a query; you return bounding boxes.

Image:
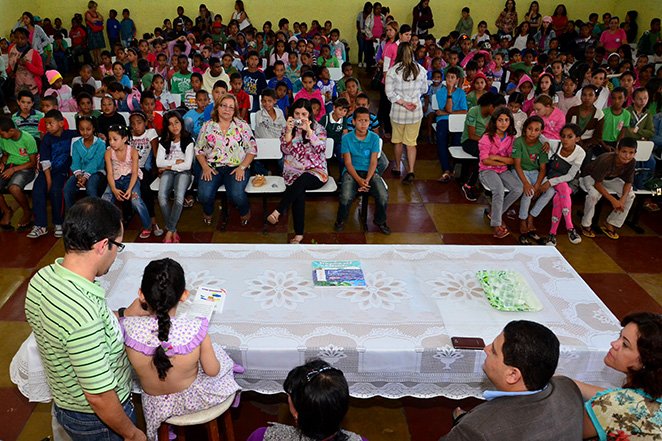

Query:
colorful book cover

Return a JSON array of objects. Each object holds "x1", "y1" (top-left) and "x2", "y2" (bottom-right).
[{"x1": 312, "y1": 260, "x2": 367, "y2": 287}]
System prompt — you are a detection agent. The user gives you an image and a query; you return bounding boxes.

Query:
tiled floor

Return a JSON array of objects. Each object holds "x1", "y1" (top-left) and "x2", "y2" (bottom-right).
[{"x1": 1, "y1": 138, "x2": 662, "y2": 440}]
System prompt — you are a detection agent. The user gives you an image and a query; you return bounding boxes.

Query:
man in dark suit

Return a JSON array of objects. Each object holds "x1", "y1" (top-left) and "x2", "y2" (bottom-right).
[{"x1": 441, "y1": 321, "x2": 584, "y2": 441}]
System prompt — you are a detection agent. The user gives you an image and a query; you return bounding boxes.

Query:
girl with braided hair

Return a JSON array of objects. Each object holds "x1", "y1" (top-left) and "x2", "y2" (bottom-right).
[{"x1": 120, "y1": 258, "x2": 240, "y2": 440}]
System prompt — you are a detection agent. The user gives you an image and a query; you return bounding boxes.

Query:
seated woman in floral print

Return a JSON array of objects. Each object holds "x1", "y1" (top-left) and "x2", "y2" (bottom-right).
[{"x1": 573, "y1": 312, "x2": 662, "y2": 441}]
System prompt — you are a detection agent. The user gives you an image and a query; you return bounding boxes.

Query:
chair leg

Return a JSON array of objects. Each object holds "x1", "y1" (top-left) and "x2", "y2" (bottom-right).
[
  {"x1": 205, "y1": 418, "x2": 221, "y2": 441},
  {"x1": 359, "y1": 194, "x2": 369, "y2": 231},
  {"x1": 157, "y1": 423, "x2": 170, "y2": 441},
  {"x1": 223, "y1": 410, "x2": 236, "y2": 441},
  {"x1": 220, "y1": 193, "x2": 229, "y2": 231},
  {"x1": 177, "y1": 425, "x2": 187, "y2": 441},
  {"x1": 262, "y1": 195, "x2": 268, "y2": 234},
  {"x1": 625, "y1": 196, "x2": 645, "y2": 234}
]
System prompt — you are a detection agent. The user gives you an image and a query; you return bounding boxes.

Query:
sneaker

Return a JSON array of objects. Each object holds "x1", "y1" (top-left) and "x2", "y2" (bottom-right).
[
  {"x1": 545, "y1": 234, "x2": 557, "y2": 246},
  {"x1": 152, "y1": 224, "x2": 164, "y2": 237},
  {"x1": 2, "y1": 106, "x2": 10, "y2": 115},
  {"x1": 27, "y1": 226, "x2": 48, "y2": 238},
  {"x1": 567, "y1": 228, "x2": 582, "y2": 245},
  {"x1": 374, "y1": 221, "x2": 391, "y2": 235},
  {"x1": 139, "y1": 229, "x2": 151, "y2": 239},
  {"x1": 462, "y1": 184, "x2": 478, "y2": 202},
  {"x1": 54, "y1": 225, "x2": 63, "y2": 238}
]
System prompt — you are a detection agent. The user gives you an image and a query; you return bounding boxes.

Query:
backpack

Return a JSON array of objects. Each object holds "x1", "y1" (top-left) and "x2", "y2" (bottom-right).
[{"x1": 126, "y1": 87, "x2": 142, "y2": 112}]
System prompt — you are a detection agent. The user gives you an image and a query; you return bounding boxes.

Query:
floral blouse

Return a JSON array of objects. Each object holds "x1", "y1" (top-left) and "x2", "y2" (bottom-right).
[
  {"x1": 280, "y1": 124, "x2": 328, "y2": 186},
  {"x1": 586, "y1": 388, "x2": 662, "y2": 441},
  {"x1": 196, "y1": 118, "x2": 257, "y2": 167}
]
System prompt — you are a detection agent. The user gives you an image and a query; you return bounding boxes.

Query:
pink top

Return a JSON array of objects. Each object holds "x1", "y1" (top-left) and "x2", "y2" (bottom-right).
[
  {"x1": 478, "y1": 133, "x2": 515, "y2": 173},
  {"x1": 110, "y1": 145, "x2": 142, "y2": 180},
  {"x1": 381, "y1": 40, "x2": 399, "y2": 83},
  {"x1": 293, "y1": 89, "x2": 326, "y2": 120},
  {"x1": 536, "y1": 107, "x2": 565, "y2": 140},
  {"x1": 280, "y1": 124, "x2": 328, "y2": 186},
  {"x1": 599, "y1": 29, "x2": 627, "y2": 52},
  {"x1": 372, "y1": 16, "x2": 384, "y2": 41}
]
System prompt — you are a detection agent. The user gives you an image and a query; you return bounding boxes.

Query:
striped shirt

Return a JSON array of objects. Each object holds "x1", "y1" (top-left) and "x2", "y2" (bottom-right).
[{"x1": 25, "y1": 258, "x2": 131, "y2": 413}]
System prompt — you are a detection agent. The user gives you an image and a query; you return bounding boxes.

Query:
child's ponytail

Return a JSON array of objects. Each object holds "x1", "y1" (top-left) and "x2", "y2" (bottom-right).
[{"x1": 140, "y1": 258, "x2": 186, "y2": 381}]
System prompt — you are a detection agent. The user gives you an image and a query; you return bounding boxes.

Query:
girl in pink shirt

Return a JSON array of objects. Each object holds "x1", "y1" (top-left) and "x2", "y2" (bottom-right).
[
  {"x1": 294, "y1": 71, "x2": 326, "y2": 121},
  {"x1": 532, "y1": 95, "x2": 565, "y2": 140},
  {"x1": 478, "y1": 106, "x2": 523, "y2": 238}
]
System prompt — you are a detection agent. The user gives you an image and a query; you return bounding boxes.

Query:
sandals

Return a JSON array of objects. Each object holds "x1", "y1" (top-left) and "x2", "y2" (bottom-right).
[
  {"x1": 391, "y1": 168, "x2": 401, "y2": 177},
  {"x1": 493, "y1": 225, "x2": 510, "y2": 239},
  {"x1": 183, "y1": 196, "x2": 195, "y2": 208},
  {"x1": 483, "y1": 208, "x2": 492, "y2": 221},
  {"x1": 403, "y1": 172, "x2": 415, "y2": 184},
  {"x1": 202, "y1": 215, "x2": 213, "y2": 225},
  {"x1": 581, "y1": 226, "x2": 596, "y2": 238},
  {"x1": 17, "y1": 221, "x2": 33, "y2": 232},
  {"x1": 643, "y1": 200, "x2": 660, "y2": 212},
  {"x1": 437, "y1": 171, "x2": 452, "y2": 183},
  {"x1": 240, "y1": 213, "x2": 251, "y2": 226},
  {"x1": 600, "y1": 224, "x2": 620, "y2": 240},
  {"x1": 290, "y1": 235, "x2": 304, "y2": 244},
  {"x1": 267, "y1": 212, "x2": 279, "y2": 225}
]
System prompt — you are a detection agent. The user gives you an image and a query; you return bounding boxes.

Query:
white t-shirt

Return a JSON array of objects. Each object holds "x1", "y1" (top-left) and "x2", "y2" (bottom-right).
[{"x1": 130, "y1": 128, "x2": 158, "y2": 168}]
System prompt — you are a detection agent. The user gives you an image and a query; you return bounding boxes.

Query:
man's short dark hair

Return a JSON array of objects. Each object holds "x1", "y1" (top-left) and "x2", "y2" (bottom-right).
[
  {"x1": 17, "y1": 90, "x2": 34, "y2": 102},
  {"x1": 502, "y1": 321, "x2": 559, "y2": 391},
  {"x1": 63, "y1": 198, "x2": 122, "y2": 253}
]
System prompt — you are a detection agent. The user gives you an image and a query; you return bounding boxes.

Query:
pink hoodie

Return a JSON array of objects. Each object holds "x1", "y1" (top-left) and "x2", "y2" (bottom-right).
[{"x1": 516, "y1": 74, "x2": 535, "y2": 114}]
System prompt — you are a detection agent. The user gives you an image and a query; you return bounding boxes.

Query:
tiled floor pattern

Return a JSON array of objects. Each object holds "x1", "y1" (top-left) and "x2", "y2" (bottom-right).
[{"x1": 0, "y1": 139, "x2": 661, "y2": 441}]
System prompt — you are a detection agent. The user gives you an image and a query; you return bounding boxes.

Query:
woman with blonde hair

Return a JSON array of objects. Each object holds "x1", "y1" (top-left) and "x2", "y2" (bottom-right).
[
  {"x1": 195, "y1": 93, "x2": 256, "y2": 226},
  {"x1": 385, "y1": 41, "x2": 427, "y2": 183}
]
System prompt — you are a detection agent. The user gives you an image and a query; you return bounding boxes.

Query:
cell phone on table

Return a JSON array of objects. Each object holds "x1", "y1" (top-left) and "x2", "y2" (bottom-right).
[{"x1": 451, "y1": 336, "x2": 486, "y2": 350}]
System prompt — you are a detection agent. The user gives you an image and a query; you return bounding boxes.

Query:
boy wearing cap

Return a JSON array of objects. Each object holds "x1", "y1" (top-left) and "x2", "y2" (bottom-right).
[{"x1": 44, "y1": 70, "x2": 77, "y2": 112}]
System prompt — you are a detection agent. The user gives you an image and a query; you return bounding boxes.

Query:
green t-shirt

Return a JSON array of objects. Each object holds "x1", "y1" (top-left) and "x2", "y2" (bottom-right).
[
  {"x1": 141, "y1": 72, "x2": 155, "y2": 91},
  {"x1": 508, "y1": 62, "x2": 533, "y2": 75},
  {"x1": 461, "y1": 105, "x2": 490, "y2": 144},
  {"x1": 602, "y1": 108, "x2": 631, "y2": 143},
  {"x1": 512, "y1": 137, "x2": 548, "y2": 171},
  {"x1": 336, "y1": 76, "x2": 362, "y2": 93},
  {"x1": 0, "y1": 130, "x2": 37, "y2": 166},
  {"x1": 170, "y1": 72, "x2": 193, "y2": 97}
]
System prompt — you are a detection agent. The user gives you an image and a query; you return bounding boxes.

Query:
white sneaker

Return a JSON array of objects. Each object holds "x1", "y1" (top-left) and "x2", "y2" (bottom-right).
[
  {"x1": 152, "y1": 223, "x2": 164, "y2": 237},
  {"x1": 27, "y1": 226, "x2": 48, "y2": 238},
  {"x1": 54, "y1": 224, "x2": 63, "y2": 238}
]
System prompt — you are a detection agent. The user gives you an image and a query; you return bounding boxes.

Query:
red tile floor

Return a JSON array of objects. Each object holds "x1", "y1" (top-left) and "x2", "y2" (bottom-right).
[{"x1": 0, "y1": 139, "x2": 661, "y2": 441}]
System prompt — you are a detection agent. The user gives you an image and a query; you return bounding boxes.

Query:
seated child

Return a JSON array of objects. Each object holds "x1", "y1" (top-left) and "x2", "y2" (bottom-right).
[
  {"x1": 63, "y1": 116, "x2": 107, "y2": 209},
  {"x1": 317, "y1": 44, "x2": 340, "y2": 67},
  {"x1": 478, "y1": 106, "x2": 523, "y2": 238},
  {"x1": 340, "y1": 78, "x2": 361, "y2": 114},
  {"x1": 183, "y1": 90, "x2": 211, "y2": 139},
  {"x1": 424, "y1": 70, "x2": 444, "y2": 143},
  {"x1": 345, "y1": 93, "x2": 387, "y2": 174},
  {"x1": 183, "y1": 72, "x2": 204, "y2": 110},
  {"x1": 294, "y1": 71, "x2": 326, "y2": 120},
  {"x1": 274, "y1": 81, "x2": 291, "y2": 116},
  {"x1": 267, "y1": 61, "x2": 293, "y2": 95},
  {"x1": 37, "y1": 96, "x2": 70, "y2": 137},
  {"x1": 44, "y1": 70, "x2": 77, "y2": 112},
  {"x1": 336, "y1": 62, "x2": 360, "y2": 94},
  {"x1": 241, "y1": 51, "x2": 267, "y2": 113},
  {"x1": 532, "y1": 95, "x2": 566, "y2": 141},
  {"x1": 102, "y1": 124, "x2": 153, "y2": 237},
  {"x1": 229, "y1": 73, "x2": 251, "y2": 121},
  {"x1": 599, "y1": 87, "x2": 631, "y2": 155},
  {"x1": 111, "y1": 61, "x2": 132, "y2": 88},
  {"x1": 580, "y1": 137, "x2": 637, "y2": 239},
  {"x1": 320, "y1": 97, "x2": 350, "y2": 169},
  {"x1": 254, "y1": 88, "x2": 287, "y2": 138},
  {"x1": 510, "y1": 116, "x2": 549, "y2": 244},
  {"x1": 556, "y1": 77, "x2": 581, "y2": 114},
  {"x1": 334, "y1": 107, "x2": 390, "y2": 235},
  {"x1": 0, "y1": 117, "x2": 37, "y2": 230},
  {"x1": 108, "y1": 81, "x2": 141, "y2": 112},
  {"x1": 507, "y1": 92, "x2": 527, "y2": 136},
  {"x1": 434, "y1": 66, "x2": 468, "y2": 183},
  {"x1": 525, "y1": 123, "x2": 586, "y2": 245},
  {"x1": 156, "y1": 112, "x2": 195, "y2": 243},
  {"x1": 72, "y1": 64, "x2": 98, "y2": 89},
  {"x1": 12, "y1": 91, "x2": 43, "y2": 142},
  {"x1": 74, "y1": 92, "x2": 101, "y2": 130},
  {"x1": 140, "y1": 92, "x2": 164, "y2": 132},
  {"x1": 129, "y1": 111, "x2": 162, "y2": 238},
  {"x1": 97, "y1": 96, "x2": 128, "y2": 141},
  {"x1": 151, "y1": 74, "x2": 177, "y2": 111},
  {"x1": 28, "y1": 110, "x2": 78, "y2": 239},
  {"x1": 285, "y1": 52, "x2": 301, "y2": 83},
  {"x1": 120, "y1": 258, "x2": 240, "y2": 441}
]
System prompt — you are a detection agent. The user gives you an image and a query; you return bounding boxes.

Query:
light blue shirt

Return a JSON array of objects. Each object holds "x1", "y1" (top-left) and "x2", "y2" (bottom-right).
[{"x1": 483, "y1": 384, "x2": 547, "y2": 401}]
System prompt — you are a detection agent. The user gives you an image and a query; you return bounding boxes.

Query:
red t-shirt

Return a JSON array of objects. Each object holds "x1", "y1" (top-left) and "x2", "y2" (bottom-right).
[
  {"x1": 232, "y1": 89, "x2": 251, "y2": 110},
  {"x1": 147, "y1": 112, "x2": 163, "y2": 132}
]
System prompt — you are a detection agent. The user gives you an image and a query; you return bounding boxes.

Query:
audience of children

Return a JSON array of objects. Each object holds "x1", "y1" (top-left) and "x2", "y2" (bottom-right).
[{"x1": 0, "y1": 5, "x2": 659, "y2": 246}]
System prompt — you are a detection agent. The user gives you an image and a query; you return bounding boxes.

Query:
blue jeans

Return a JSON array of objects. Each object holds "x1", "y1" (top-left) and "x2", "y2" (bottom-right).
[
  {"x1": 197, "y1": 165, "x2": 250, "y2": 216},
  {"x1": 634, "y1": 157, "x2": 657, "y2": 190},
  {"x1": 54, "y1": 399, "x2": 136, "y2": 441},
  {"x1": 158, "y1": 170, "x2": 191, "y2": 232},
  {"x1": 63, "y1": 172, "x2": 106, "y2": 210},
  {"x1": 33, "y1": 170, "x2": 67, "y2": 228},
  {"x1": 436, "y1": 118, "x2": 461, "y2": 172},
  {"x1": 102, "y1": 175, "x2": 151, "y2": 229},
  {"x1": 336, "y1": 171, "x2": 389, "y2": 225}
]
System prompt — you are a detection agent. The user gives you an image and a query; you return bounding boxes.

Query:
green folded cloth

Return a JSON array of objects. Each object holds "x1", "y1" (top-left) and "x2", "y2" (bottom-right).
[{"x1": 476, "y1": 270, "x2": 543, "y2": 312}]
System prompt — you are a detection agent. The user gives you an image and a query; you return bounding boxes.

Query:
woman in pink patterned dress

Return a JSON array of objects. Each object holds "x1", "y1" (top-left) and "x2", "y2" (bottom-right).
[
  {"x1": 120, "y1": 258, "x2": 241, "y2": 441},
  {"x1": 266, "y1": 98, "x2": 328, "y2": 244}
]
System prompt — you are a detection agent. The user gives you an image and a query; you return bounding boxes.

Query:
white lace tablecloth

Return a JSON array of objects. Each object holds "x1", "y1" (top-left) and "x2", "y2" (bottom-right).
[{"x1": 12, "y1": 244, "x2": 625, "y2": 400}]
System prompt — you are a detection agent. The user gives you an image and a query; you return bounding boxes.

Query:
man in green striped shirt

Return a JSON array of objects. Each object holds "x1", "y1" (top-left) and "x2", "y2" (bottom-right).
[{"x1": 25, "y1": 198, "x2": 146, "y2": 441}]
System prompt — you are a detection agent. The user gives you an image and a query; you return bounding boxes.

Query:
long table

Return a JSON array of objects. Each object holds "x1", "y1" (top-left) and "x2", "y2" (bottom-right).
[{"x1": 13, "y1": 244, "x2": 625, "y2": 401}]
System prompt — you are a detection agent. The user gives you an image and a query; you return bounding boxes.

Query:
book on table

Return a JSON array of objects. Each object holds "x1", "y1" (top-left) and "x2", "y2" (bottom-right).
[
  {"x1": 312, "y1": 260, "x2": 367, "y2": 287},
  {"x1": 176, "y1": 286, "x2": 227, "y2": 320}
]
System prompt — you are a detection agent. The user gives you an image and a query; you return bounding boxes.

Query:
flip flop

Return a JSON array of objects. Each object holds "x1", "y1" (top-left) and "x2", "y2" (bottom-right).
[
  {"x1": 17, "y1": 222, "x2": 33, "y2": 232},
  {"x1": 600, "y1": 225, "x2": 620, "y2": 240},
  {"x1": 437, "y1": 172, "x2": 452, "y2": 183},
  {"x1": 493, "y1": 226, "x2": 510, "y2": 239},
  {"x1": 581, "y1": 226, "x2": 596, "y2": 238}
]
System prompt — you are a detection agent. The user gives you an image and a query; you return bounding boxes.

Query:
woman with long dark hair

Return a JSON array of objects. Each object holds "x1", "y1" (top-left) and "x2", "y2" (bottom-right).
[
  {"x1": 412, "y1": 0, "x2": 434, "y2": 37},
  {"x1": 267, "y1": 99, "x2": 328, "y2": 244},
  {"x1": 574, "y1": 312, "x2": 662, "y2": 440}
]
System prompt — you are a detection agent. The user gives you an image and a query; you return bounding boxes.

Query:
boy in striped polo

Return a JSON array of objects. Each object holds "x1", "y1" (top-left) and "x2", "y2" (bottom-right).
[{"x1": 25, "y1": 197, "x2": 146, "y2": 441}]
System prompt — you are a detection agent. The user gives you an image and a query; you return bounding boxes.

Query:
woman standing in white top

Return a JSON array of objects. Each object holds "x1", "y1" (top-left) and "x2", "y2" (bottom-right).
[
  {"x1": 385, "y1": 42, "x2": 427, "y2": 183},
  {"x1": 232, "y1": 0, "x2": 251, "y2": 31}
]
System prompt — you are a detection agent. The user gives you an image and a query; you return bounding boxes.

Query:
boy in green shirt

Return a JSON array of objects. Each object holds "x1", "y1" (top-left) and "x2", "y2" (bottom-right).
[
  {"x1": 170, "y1": 54, "x2": 193, "y2": 99},
  {"x1": 601, "y1": 87, "x2": 631, "y2": 153},
  {"x1": 0, "y1": 117, "x2": 38, "y2": 229}
]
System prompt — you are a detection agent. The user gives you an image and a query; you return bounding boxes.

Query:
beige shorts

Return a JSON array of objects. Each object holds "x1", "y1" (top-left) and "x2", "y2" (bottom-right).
[{"x1": 391, "y1": 121, "x2": 421, "y2": 146}]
